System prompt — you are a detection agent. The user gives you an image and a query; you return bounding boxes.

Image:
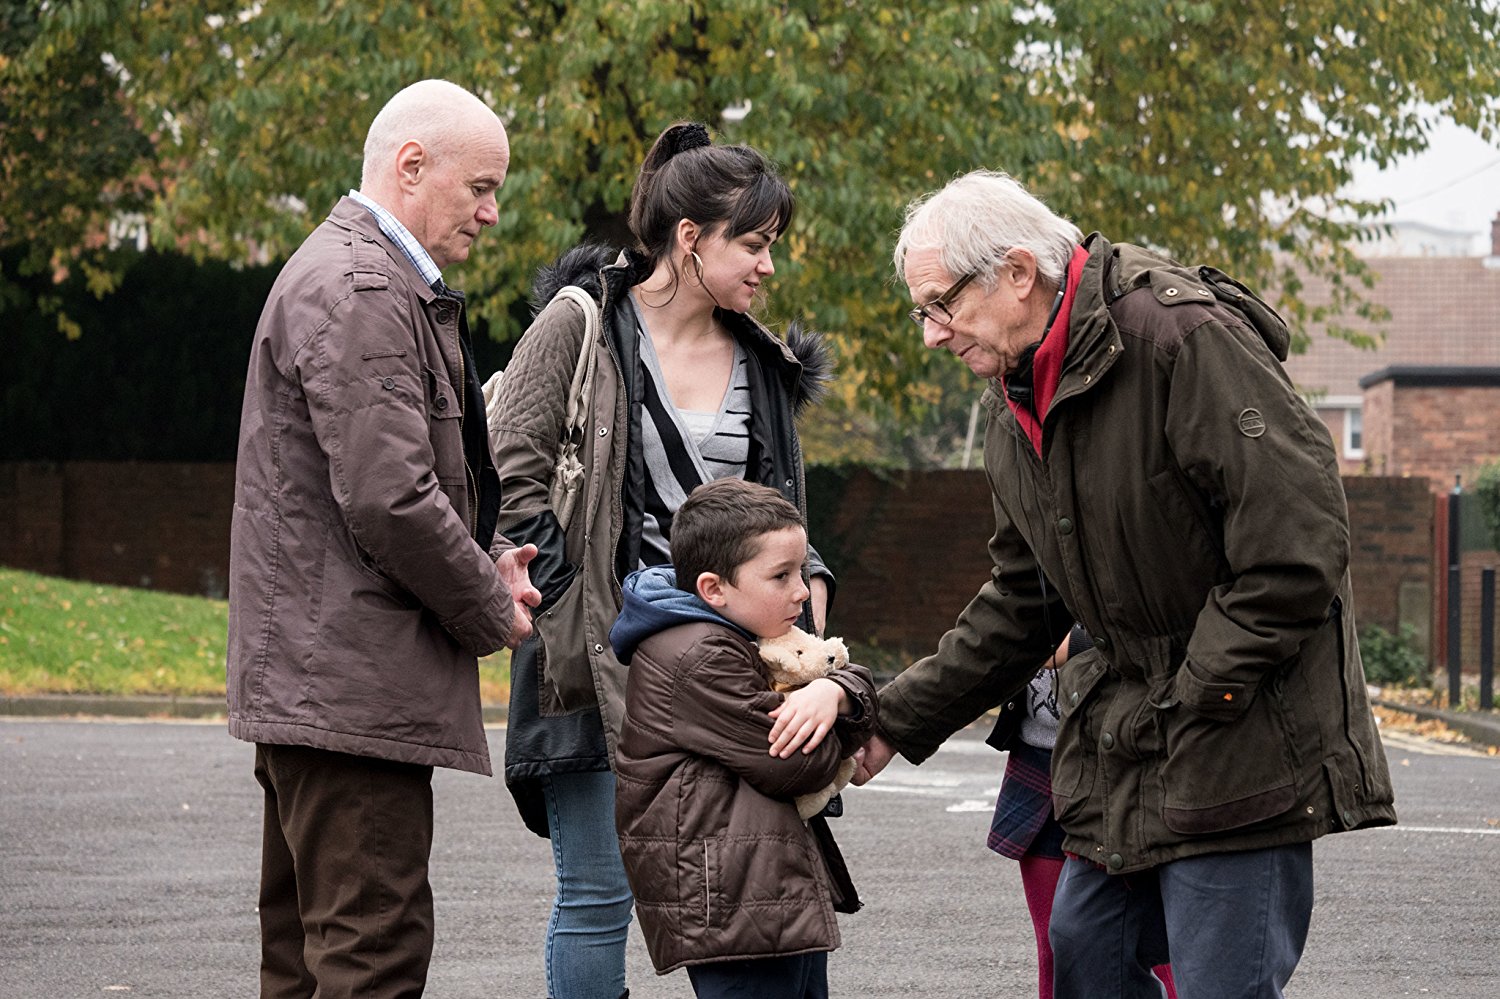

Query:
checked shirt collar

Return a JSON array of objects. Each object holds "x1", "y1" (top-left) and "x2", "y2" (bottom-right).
[{"x1": 348, "y1": 189, "x2": 447, "y2": 293}]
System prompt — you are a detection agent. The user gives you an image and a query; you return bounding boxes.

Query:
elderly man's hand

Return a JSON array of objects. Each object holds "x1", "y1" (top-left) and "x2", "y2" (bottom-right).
[
  {"x1": 495, "y1": 544, "x2": 542, "y2": 649},
  {"x1": 852, "y1": 732, "x2": 897, "y2": 785}
]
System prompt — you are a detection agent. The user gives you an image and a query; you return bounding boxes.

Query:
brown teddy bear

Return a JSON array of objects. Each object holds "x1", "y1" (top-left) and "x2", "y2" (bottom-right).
[{"x1": 757, "y1": 626, "x2": 857, "y2": 820}]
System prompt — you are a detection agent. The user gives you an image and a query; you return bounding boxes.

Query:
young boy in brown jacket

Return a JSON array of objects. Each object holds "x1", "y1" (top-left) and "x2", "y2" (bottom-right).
[{"x1": 608, "y1": 478, "x2": 876, "y2": 997}]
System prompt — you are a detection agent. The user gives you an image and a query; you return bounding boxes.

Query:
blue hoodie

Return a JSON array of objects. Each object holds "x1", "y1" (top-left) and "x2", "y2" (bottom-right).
[{"x1": 609, "y1": 565, "x2": 756, "y2": 666}]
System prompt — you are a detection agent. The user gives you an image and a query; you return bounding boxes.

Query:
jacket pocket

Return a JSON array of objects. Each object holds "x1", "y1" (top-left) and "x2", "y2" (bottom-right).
[
  {"x1": 703, "y1": 828, "x2": 821, "y2": 931},
  {"x1": 534, "y1": 570, "x2": 595, "y2": 716},
  {"x1": 423, "y1": 364, "x2": 465, "y2": 486},
  {"x1": 1051, "y1": 650, "x2": 1106, "y2": 804},
  {"x1": 1159, "y1": 685, "x2": 1296, "y2": 835},
  {"x1": 703, "y1": 837, "x2": 719, "y2": 929},
  {"x1": 351, "y1": 534, "x2": 420, "y2": 610}
]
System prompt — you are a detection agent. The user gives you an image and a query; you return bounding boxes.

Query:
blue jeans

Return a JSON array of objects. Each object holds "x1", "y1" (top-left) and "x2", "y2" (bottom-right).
[
  {"x1": 541, "y1": 770, "x2": 634, "y2": 999},
  {"x1": 1050, "y1": 842, "x2": 1313, "y2": 999}
]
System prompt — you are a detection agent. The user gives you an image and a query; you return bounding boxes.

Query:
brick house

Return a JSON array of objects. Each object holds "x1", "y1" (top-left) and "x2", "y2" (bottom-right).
[
  {"x1": 1282, "y1": 217, "x2": 1500, "y2": 484},
  {"x1": 1283, "y1": 217, "x2": 1500, "y2": 668}
]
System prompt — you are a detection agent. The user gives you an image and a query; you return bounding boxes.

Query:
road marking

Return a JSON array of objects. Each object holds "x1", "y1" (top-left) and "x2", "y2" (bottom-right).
[
  {"x1": 946, "y1": 799, "x2": 996, "y2": 813},
  {"x1": 856, "y1": 783, "x2": 993, "y2": 800},
  {"x1": 1374, "y1": 825, "x2": 1500, "y2": 836}
]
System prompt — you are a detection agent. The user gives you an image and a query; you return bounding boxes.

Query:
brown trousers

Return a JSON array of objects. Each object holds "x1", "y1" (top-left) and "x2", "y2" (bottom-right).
[{"x1": 254, "y1": 743, "x2": 435, "y2": 999}]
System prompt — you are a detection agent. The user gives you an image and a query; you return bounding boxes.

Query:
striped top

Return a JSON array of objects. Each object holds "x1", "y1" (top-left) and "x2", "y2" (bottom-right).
[{"x1": 631, "y1": 294, "x2": 752, "y2": 569}]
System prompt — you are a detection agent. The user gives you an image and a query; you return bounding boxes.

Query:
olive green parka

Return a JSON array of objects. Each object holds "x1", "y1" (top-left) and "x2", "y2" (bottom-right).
[{"x1": 879, "y1": 235, "x2": 1396, "y2": 872}]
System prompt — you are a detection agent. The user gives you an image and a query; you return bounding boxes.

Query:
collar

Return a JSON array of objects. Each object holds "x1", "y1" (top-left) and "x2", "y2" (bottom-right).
[
  {"x1": 348, "y1": 189, "x2": 444, "y2": 290},
  {"x1": 1004, "y1": 244, "x2": 1091, "y2": 456}
]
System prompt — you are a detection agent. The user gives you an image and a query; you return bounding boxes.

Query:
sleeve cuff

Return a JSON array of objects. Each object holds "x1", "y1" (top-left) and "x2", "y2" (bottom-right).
[{"x1": 440, "y1": 572, "x2": 517, "y2": 657}]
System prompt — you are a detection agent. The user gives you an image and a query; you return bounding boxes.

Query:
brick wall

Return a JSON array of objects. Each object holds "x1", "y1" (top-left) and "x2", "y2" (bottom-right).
[
  {"x1": 1361, "y1": 381, "x2": 1395, "y2": 476},
  {"x1": 1343, "y1": 476, "x2": 1436, "y2": 656},
  {"x1": 0, "y1": 463, "x2": 1449, "y2": 664},
  {"x1": 1361, "y1": 382, "x2": 1500, "y2": 486},
  {"x1": 807, "y1": 467, "x2": 1437, "y2": 665},
  {"x1": 0, "y1": 462, "x2": 235, "y2": 597},
  {"x1": 1357, "y1": 373, "x2": 1500, "y2": 670},
  {"x1": 807, "y1": 468, "x2": 998, "y2": 659}
]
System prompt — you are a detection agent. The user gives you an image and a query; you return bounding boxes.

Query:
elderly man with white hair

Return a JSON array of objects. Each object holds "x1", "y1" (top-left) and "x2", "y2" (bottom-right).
[
  {"x1": 226, "y1": 79, "x2": 540, "y2": 997},
  {"x1": 853, "y1": 171, "x2": 1395, "y2": 999}
]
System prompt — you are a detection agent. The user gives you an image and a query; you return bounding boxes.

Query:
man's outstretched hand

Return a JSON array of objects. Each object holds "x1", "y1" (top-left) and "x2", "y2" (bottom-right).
[{"x1": 852, "y1": 732, "x2": 897, "y2": 785}]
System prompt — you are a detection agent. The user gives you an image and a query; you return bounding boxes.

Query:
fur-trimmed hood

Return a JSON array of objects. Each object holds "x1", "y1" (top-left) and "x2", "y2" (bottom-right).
[
  {"x1": 529, "y1": 242, "x2": 832, "y2": 414},
  {"x1": 529, "y1": 241, "x2": 620, "y2": 312}
]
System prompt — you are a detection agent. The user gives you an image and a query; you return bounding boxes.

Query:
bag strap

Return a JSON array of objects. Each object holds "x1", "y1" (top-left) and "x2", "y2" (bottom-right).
[{"x1": 552, "y1": 284, "x2": 601, "y2": 451}]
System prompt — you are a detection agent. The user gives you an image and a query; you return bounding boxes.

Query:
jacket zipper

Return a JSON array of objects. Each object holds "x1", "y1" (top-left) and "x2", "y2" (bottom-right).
[
  {"x1": 452, "y1": 311, "x2": 478, "y2": 537},
  {"x1": 703, "y1": 841, "x2": 711, "y2": 925},
  {"x1": 997, "y1": 401, "x2": 1113, "y2": 654},
  {"x1": 595, "y1": 268, "x2": 631, "y2": 595}
]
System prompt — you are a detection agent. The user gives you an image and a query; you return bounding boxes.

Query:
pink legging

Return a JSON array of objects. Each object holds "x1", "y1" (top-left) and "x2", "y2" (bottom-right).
[{"x1": 1019, "y1": 855, "x2": 1177, "y2": 999}]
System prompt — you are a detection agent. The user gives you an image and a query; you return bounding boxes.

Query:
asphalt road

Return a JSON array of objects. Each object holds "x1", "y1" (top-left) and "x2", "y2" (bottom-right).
[{"x1": 1, "y1": 719, "x2": 1496, "y2": 998}]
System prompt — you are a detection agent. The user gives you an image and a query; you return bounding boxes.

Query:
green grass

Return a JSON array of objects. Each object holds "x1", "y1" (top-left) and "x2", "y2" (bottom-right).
[{"x1": 0, "y1": 567, "x2": 510, "y2": 701}]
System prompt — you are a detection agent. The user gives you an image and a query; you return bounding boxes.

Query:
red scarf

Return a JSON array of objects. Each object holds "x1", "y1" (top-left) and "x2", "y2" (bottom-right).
[{"x1": 1004, "y1": 244, "x2": 1090, "y2": 457}]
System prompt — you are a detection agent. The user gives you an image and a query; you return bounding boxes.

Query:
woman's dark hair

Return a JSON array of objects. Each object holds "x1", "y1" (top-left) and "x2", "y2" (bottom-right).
[{"x1": 628, "y1": 122, "x2": 795, "y2": 274}]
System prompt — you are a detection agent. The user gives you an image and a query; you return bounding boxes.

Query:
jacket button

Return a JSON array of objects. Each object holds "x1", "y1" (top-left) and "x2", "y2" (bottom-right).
[
  {"x1": 435, "y1": 396, "x2": 448, "y2": 411},
  {"x1": 1342, "y1": 811, "x2": 1354, "y2": 826},
  {"x1": 1058, "y1": 517, "x2": 1073, "y2": 535},
  {"x1": 1107, "y1": 853, "x2": 1124, "y2": 871},
  {"x1": 436, "y1": 307, "x2": 454, "y2": 323},
  {"x1": 594, "y1": 643, "x2": 604, "y2": 653},
  {"x1": 382, "y1": 377, "x2": 396, "y2": 390},
  {"x1": 1094, "y1": 635, "x2": 1110, "y2": 652},
  {"x1": 785, "y1": 478, "x2": 794, "y2": 488},
  {"x1": 1100, "y1": 732, "x2": 1115, "y2": 750},
  {"x1": 1069, "y1": 691, "x2": 1079, "y2": 706},
  {"x1": 1164, "y1": 287, "x2": 1180, "y2": 298},
  {"x1": 598, "y1": 427, "x2": 608, "y2": 436}
]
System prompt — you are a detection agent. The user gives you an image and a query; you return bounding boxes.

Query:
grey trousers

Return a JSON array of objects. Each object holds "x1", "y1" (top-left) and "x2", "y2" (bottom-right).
[{"x1": 1050, "y1": 842, "x2": 1314, "y2": 999}]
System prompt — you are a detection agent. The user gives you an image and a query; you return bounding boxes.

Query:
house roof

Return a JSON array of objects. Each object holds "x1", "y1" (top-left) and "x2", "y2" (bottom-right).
[{"x1": 1281, "y1": 256, "x2": 1500, "y2": 400}]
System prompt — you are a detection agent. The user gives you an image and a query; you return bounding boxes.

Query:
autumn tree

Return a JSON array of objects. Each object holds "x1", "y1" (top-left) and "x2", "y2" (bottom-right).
[{"x1": 4, "y1": 0, "x2": 1498, "y2": 461}]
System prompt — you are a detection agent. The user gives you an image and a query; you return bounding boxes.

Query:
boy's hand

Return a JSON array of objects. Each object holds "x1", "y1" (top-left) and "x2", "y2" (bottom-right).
[{"x1": 767, "y1": 677, "x2": 849, "y2": 759}]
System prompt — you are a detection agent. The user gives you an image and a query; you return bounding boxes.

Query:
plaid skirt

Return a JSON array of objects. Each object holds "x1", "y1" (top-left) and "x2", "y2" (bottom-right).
[{"x1": 986, "y1": 741, "x2": 1066, "y2": 861}]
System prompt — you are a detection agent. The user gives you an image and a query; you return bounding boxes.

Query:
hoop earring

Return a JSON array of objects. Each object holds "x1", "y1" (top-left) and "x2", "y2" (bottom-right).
[{"x1": 687, "y1": 250, "x2": 706, "y2": 285}]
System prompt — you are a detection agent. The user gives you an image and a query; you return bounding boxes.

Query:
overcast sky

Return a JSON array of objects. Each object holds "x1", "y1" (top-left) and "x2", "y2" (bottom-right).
[{"x1": 1347, "y1": 120, "x2": 1500, "y2": 254}]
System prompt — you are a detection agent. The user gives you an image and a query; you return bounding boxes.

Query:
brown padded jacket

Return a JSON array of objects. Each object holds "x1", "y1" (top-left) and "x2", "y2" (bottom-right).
[{"x1": 614, "y1": 618, "x2": 875, "y2": 974}]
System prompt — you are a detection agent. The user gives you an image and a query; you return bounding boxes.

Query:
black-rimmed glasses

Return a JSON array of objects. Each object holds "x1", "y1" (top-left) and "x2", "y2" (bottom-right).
[{"x1": 908, "y1": 271, "x2": 978, "y2": 327}]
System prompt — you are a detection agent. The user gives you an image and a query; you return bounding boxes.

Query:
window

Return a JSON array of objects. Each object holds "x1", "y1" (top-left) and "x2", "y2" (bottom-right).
[{"x1": 1343, "y1": 407, "x2": 1364, "y2": 460}]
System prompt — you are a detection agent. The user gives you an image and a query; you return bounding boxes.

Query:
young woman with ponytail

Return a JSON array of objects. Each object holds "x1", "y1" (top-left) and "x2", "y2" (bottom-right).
[{"x1": 486, "y1": 122, "x2": 834, "y2": 999}]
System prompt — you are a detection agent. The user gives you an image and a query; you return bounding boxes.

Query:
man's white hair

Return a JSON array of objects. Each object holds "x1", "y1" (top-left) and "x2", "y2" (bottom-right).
[
  {"x1": 360, "y1": 79, "x2": 497, "y2": 188},
  {"x1": 893, "y1": 170, "x2": 1081, "y2": 289}
]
